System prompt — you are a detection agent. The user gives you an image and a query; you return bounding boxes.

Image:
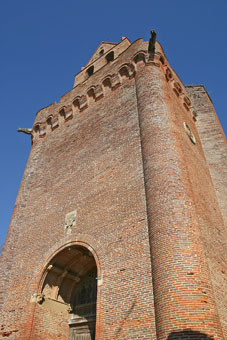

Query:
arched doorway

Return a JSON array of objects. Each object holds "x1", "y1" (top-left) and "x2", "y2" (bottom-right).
[{"x1": 41, "y1": 245, "x2": 97, "y2": 340}]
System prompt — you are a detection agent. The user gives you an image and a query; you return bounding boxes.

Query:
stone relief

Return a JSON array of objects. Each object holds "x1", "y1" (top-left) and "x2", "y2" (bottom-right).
[
  {"x1": 30, "y1": 293, "x2": 44, "y2": 304},
  {"x1": 65, "y1": 210, "x2": 77, "y2": 234}
]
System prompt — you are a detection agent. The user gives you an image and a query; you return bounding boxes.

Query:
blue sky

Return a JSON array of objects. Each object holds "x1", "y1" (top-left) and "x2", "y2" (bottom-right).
[{"x1": 1, "y1": 0, "x2": 227, "y2": 248}]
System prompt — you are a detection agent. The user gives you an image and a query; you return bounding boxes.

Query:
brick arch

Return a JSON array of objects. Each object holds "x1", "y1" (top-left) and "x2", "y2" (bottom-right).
[
  {"x1": 132, "y1": 50, "x2": 147, "y2": 65},
  {"x1": 37, "y1": 235, "x2": 104, "y2": 293},
  {"x1": 86, "y1": 86, "x2": 96, "y2": 103},
  {"x1": 101, "y1": 74, "x2": 112, "y2": 83},
  {"x1": 29, "y1": 236, "x2": 103, "y2": 340},
  {"x1": 59, "y1": 105, "x2": 66, "y2": 117},
  {"x1": 72, "y1": 96, "x2": 81, "y2": 111},
  {"x1": 117, "y1": 62, "x2": 135, "y2": 79}
]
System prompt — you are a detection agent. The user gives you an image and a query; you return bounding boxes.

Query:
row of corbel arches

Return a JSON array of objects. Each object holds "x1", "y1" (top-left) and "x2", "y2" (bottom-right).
[
  {"x1": 164, "y1": 66, "x2": 196, "y2": 119},
  {"x1": 32, "y1": 50, "x2": 195, "y2": 140},
  {"x1": 32, "y1": 51, "x2": 148, "y2": 139}
]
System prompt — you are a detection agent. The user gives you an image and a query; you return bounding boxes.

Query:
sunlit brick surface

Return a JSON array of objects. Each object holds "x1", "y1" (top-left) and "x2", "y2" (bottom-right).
[{"x1": 0, "y1": 37, "x2": 226, "y2": 340}]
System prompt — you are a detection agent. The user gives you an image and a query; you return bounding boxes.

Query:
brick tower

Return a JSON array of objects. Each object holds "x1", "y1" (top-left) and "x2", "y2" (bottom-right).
[{"x1": 0, "y1": 32, "x2": 227, "y2": 340}]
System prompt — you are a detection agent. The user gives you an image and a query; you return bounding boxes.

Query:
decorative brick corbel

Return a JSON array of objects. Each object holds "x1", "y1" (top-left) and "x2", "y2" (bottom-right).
[
  {"x1": 79, "y1": 95, "x2": 88, "y2": 111},
  {"x1": 51, "y1": 115, "x2": 59, "y2": 129},
  {"x1": 172, "y1": 81, "x2": 183, "y2": 97},
  {"x1": 183, "y1": 95, "x2": 191, "y2": 111},
  {"x1": 94, "y1": 85, "x2": 104, "y2": 101},
  {"x1": 64, "y1": 105, "x2": 73, "y2": 121},
  {"x1": 111, "y1": 73, "x2": 121, "y2": 90},
  {"x1": 128, "y1": 63, "x2": 136, "y2": 78}
]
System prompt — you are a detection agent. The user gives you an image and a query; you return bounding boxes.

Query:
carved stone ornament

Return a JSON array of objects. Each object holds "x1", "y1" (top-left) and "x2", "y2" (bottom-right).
[
  {"x1": 64, "y1": 210, "x2": 77, "y2": 234},
  {"x1": 183, "y1": 122, "x2": 196, "y2": 144},
  {"x1": 30, "y1": 293, "x2": 45, "y2": 304}
]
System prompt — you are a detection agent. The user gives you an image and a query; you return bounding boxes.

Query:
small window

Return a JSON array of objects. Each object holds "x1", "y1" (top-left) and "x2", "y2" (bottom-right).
[
  {"x1": 106, "y1": 51, "x2": 114, "y2": 63},
  {"x1": 87, "y1": 66, "x2": 94, "y2": 77},
  {"x1": 99, "y1": 49, "x2": 104, "y2": 56}
]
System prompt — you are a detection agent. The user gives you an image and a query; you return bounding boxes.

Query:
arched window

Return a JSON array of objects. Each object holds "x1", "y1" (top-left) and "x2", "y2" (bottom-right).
[
  {"x1": 87, "y1": 88, "x2": 96, "y2": 103},
  {"x1": 87, "y1": 66, "x2": 94, "y2": 77},
  {"x1": 119, "y1": 66, "x2": 130, "y2": 79},
  {"x1": 102, "y1": 77, "x2": 112, "y2": 93},
  {"x1": 105, "y1": 51, "x2": 114, "y2": 63}
]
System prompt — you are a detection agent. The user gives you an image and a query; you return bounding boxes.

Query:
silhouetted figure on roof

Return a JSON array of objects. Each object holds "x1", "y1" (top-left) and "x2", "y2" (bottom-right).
[{"x1": 148, "y1": 29, "x2": 156, "y2": 55}]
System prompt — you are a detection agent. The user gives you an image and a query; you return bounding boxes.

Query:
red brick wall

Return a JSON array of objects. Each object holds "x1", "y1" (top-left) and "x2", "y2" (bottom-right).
[
  {"x1": 1, "y1": 38, "x2": 226, "y2": 340},
  {"x1": 0, "y1": 55, "x2": 156, "y2": 339},
  {"x1": 134, "y1": 52, "x2": 224, "y2": 340},
  {"x1": 186, "y1": 85, "x2": 227, "y2": 338}
]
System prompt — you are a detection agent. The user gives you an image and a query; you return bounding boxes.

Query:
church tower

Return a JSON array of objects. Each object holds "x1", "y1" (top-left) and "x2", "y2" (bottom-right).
[{"x1": 0, "y1": 32, "x2": 227, "y2": 340}]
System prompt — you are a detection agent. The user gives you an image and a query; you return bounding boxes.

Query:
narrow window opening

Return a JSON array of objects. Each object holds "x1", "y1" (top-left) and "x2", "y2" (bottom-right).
[
  {"x1": 99, "y1": 49, "x2": 104, "y2": 56},
  {"x1": 87, "y1": 88, "x2": 96, "y2": 103},
  {"x1": 106, "y1": 51, "x2": 114, "y2": 63},
  {"x1": 103, "y1": 78, "x2": 112, "y2": 92},
  {"x1": 119, "y1": 66, "x2": 129, "y2": 79},
  {"x1": 73, "y1": 99, "x2": 80, "y2": 111},
  {"x1": 87, "y1": 66, "x2": 94, "y2": 77},
  {"x1": 59, "y1": 108, "x2": 65, "y2": 118}
]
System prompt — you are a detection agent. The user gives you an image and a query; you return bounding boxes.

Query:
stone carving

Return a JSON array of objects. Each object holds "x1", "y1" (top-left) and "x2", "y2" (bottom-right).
[
  {"x1": 65, "y1": 210, "x2": 77, "y2": 234},
  {"x1": 148, "y1": 29, "x2": 157, "y2": 55},
  {"x1": 30, "y1": 293, "x2": 45, "y2": 304},
  {"x1": 17, "y1": 128, "x2": 32, "y2": 135},
  {"x1": 67, "y1": 305, "x2": 73, "y2": 313}
]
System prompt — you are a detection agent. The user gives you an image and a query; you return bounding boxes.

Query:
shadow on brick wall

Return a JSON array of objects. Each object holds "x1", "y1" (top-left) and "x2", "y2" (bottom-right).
[
  {"x1": 168, "y1": 330, "x2": 214, "y2": 340},
  {"x1": 114, "y1": 301, "x2": 136, "y2": 338}
]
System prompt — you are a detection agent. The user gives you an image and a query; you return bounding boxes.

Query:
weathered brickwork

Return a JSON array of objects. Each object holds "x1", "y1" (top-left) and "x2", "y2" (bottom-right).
[{"x1": 0, "y1": 35, "x2": 226, "y2": 340}]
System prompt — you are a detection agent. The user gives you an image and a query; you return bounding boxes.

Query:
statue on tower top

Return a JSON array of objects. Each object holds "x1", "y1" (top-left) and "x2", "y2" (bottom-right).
[{"x1": 148, "y1": 29, "x2": 157, "y2": 55}]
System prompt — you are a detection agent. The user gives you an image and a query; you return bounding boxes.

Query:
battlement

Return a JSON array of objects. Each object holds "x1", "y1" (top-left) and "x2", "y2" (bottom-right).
[{"x1": 33, "y1": 38, "x2": 195, "y2": 142}]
